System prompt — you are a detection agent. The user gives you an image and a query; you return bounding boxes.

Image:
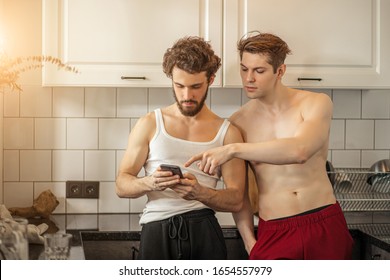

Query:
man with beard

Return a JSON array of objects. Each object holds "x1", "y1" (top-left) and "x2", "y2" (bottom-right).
[{"x1": 116, "y1": 36, "x2": 246, "y2": 260}]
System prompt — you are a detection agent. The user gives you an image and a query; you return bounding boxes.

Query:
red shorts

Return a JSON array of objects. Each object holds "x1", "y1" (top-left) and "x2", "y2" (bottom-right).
[{"x1": 249, "y1": 202, "x2": 354, "y2": 260}]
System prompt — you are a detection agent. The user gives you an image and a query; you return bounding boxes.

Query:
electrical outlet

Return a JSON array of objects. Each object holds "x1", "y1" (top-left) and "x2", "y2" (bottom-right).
[
  {"x1": 66, "y1": 181, "x2": 83, "y2": 198},
  {"x1": 66, "y1": 181, "x2": 99, "y2": 198},
  {"x1": 83, "y1": 181, "x2": 99, "y2": 198}
]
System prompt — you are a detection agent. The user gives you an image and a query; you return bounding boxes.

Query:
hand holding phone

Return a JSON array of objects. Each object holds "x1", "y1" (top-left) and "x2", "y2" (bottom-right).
[{"x1": 160, "y1": 164, "x2": 184, "y2": 178}]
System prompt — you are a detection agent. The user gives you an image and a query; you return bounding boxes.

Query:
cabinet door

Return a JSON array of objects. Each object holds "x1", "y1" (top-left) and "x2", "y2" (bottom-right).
[
  {"x1": 43, "y1": 0, "x2": 222, "y2": 87},
  {"x1": 224, "y1": 0, "x2": 390, "y2": 89}
]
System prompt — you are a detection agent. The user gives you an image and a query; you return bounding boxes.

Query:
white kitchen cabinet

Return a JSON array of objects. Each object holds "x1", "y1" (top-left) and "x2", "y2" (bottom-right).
[
  {"x1": 42, "y1": 0, "x2": 222, "y2": 87},
  {"x1": 224, "y1": 0, "x2": 390, "y2": 89}
]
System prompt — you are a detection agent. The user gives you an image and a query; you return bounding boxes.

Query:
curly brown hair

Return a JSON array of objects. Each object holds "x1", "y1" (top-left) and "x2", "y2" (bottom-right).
[
  {"x1": 163, "y1": 36, "x2": 221, "y2": 82},
  {"x1": 237, "y1": 32, "x2": 292, "y2": 73}
]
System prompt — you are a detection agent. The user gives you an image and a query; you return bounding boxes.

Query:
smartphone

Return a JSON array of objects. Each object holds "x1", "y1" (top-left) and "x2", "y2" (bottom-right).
[{"x1": 160, "y1": 164, "x2": 183, "y2": 178}]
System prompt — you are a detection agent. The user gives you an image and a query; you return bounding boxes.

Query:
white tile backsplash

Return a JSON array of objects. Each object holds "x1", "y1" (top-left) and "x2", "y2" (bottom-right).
[
  {"x1": 85, "y1": 150, "x2": 116, "y2": 181},
  {"x1": 3, "y1": 150, "x2": 19, "y2": 181},
  {"x1": 52, "y1": 150, "x2": 84, "y2": 181},
  {"x1": 3, "y1": 182, "x2": 34, "y2": 208},
  {"x1": 99, "y1": 118, "x2": 130, "y2": 149},
  {"x1": 210, "y1": 88, "x2": 242, "y2": 118},
  {"x1": 3, "y1": 118, "x2": 34, "y2": 149},
  {"x1": 35, "y1": 118, "x2": 66, "y2": 149},
  {"x1": 67, "y1": 118, "x2": 98, "y2": 149},
  {"x1": 345, "y1": 120, "x2": 374, "y2": 149},
  {"x1": 3, "y1": 87, "x2": 390, "y2": 214},
  {"x1": 85, "y1": 87, "x2": 116, "y2": 117},
  {"x1": 53, "y1": 87, "x2": 84, "y2": 117},
  {"x1": 375, "y1": 120, "x2": 390, "y2": 149},
  {"x1": 332, "y1": 89, "x2": 361, "y2": 119},
  {"x1": 117, "y1": 88, "x2": 148, "y2": 117},
  {"x1": 20, "y1": 85, "x2": 52, "y2": 117},
  {"x1": 20, "y1": 150, "x2": 51, "y2": 181},
  {"x1": 362, "y1": 89, "x2": 390, "y2": 119}
]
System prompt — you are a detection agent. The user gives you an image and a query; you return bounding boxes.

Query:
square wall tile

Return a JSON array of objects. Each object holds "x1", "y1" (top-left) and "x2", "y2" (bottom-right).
[
  {"x1": 3, "y1": 150, "x2": 19, "y2": 181},
  {"x1": 148, "y1": 88, "x2": 175, "y2": 112},
  {"x1": 20, "y1": 85, "x2": 52, "y2": 117},
  {"x1": 117, "y1": 88, "x2": 148, "y2": 117},
  {"x1": 65, "y1": 214, "x2": 98, "y2": 229},
  {"x1": 35, "y1": 118, "x2": 66, "y2": 149},
  {"x1": 331, "y1": 150, "x2": 361, "y2": 168},
  {"x1": 3, "y1": 182, "x2": 34, "y2": 208},
  {"x1": 99, "y1": 215, "x2": 130, "y2": 231},
  {"x1": 129, "y1": 196, "x2": 148, "y2": 213},
  {"x1": 52, "y1": 150, "x2": 84, "y2": 181},
  {"x1": 85, "y1": 151, "x2": 116, "y2": 181},
  {"x1": 66, "y1": 199, "x2": 98, "y2": 214},
  {"x1": 345, "y1": 120, "x2": 374, "y2": 149},
  {"x1": 375, "y1": 120, "x2": 390, "y2": 149},
  {"x1": 210, "y1": 88, "x2": 241, "y2": 118},
  {"x1": 53, "y1": 87, "x2": 84, "y2": 117},
  {"x1": 20, "y1": 150, "x2": 51, "y2": 181},
  {"x1": 34, "y1": 182, "x2": 66, "y2": 214},
  {"x1": 85, "y1": 87, "x2": 116, "y2": 117},
  {"x1": 332, "y1": 90, "x2": 361, "y2": 119},
  {"x1": 3, "y1": 118, "x2": 33, "y2": 149},
  {"x1": 329, "y1": 120, "x2": 345, "y2": 149},
  {"x1": 362, "y1": 89, "x2": 390, "y2": 119},
  {"x1": 361, "y1": 150, "x2": 390, "y2": 168},
  {"x1": 98, "y1": 182, "x2": 130, "y2": 213},
  {"x1": 67, "y1": 118, "x2": 98, "y2": 149},
  {"x1": 99, "y1": 119, "x2": 130, "y2": 149},
  {"x1": 3, "y1": 89, "x2": 20, "y2": 117}
]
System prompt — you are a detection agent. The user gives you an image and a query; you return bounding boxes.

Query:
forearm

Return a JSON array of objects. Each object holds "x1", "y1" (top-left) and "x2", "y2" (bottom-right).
[
  {"x1": 115, "y1": 172, "x2": 153, "y2": 198},
  {"x1": 196, "y1": 187, "x2": 243, "y2": 212},
  {"x1": 232, "y1": 199, "x2": 256, "y2": 254},
  {"x1": 229, "y1": 138, "x2": 313, "y2": 165}
]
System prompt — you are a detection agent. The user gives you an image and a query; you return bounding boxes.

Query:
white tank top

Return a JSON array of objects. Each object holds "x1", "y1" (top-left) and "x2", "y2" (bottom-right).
[{"x1": 139, "y1": 109, "x2": 230, "y2": 224}]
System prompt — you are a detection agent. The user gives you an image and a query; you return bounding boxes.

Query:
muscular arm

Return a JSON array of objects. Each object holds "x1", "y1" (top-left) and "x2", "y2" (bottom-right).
[
  {"x1": 116, "y1": 113, "x2": 159, "y2": 198},
  {"x1": 186, "y1": 93, "x2": 333, "y2": 174}
]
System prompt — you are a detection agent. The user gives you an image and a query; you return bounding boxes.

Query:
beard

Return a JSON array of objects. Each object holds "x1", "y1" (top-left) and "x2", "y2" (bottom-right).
[{"x1": 173, "y1": 86, "x2": 209, "y2": 117}]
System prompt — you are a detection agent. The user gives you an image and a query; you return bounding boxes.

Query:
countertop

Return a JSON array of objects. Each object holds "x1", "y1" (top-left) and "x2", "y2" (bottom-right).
[{"x1": 27, "y1": 214, "x2": 390, "y2": 260}]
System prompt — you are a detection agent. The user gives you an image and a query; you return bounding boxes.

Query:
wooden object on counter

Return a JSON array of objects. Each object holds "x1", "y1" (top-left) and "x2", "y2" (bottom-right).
[{"x1": 9, "y1": 189, "x2": 59, "y2": 219}]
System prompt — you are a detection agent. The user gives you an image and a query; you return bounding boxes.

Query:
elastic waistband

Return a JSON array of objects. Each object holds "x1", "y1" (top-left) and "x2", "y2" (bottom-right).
[
  {"x1": 147, "y1": 208, "x2": 215, "y2": 225},
  {"x1": 259, "y1": 202, "x2": 343, "y2": 230}
]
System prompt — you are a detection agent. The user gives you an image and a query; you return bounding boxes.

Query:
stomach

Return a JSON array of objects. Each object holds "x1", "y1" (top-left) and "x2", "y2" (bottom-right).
[{"x1": 252, "y1": 161, "x2": 336, "y2": 220}]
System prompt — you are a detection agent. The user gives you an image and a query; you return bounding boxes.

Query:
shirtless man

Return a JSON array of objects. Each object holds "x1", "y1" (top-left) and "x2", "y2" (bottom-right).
[
  {"x1": 186, "y1": 32, "x2": 354, "y2": 259},
  {"x1": 116, "y1": 36, "x2": 245, "y2": 259}
]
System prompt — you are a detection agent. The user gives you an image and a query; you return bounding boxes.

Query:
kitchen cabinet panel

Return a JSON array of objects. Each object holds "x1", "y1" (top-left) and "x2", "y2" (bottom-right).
[
  {"x1": 43, "y1": 0, "x2": 222, "y2": 87},
  {"x1": 224, "y1": 0, "x2": 390, "y2": 89}
]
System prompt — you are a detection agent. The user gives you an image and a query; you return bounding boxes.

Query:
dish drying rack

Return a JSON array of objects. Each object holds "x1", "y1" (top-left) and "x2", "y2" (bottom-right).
[{"x1": 328, "y1": 168, "x2": 390, "y2": 211}]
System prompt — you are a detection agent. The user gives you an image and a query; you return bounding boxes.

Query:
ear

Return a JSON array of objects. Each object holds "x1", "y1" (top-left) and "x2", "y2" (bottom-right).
[
  {"x1": 208, "y1": 74, "x2": 215, "y2": 85},
  {"x1": 277, "y1": 64, "x2": 286, "y2": 78}
]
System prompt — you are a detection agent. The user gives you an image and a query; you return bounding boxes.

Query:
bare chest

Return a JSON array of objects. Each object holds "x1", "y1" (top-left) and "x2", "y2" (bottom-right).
[{"x1": 240, "y1": 110, "x2": 303, "y2": 143}]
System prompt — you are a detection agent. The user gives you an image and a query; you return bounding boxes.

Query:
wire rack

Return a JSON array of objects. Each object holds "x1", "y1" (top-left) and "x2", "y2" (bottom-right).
[{"x1": 328, "y1": 168, "x2": 390, "y2": 211}]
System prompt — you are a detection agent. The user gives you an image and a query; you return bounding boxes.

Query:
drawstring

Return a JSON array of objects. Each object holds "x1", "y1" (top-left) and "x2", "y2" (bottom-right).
[{"x1": 168, "y1": 215, "x2": 188, "y2": 259}]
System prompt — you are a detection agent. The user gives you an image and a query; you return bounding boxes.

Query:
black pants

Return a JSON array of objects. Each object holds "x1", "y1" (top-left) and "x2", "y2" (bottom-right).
[{"x1": 137, "y1": 209, "x2": 227, "y2": 260}]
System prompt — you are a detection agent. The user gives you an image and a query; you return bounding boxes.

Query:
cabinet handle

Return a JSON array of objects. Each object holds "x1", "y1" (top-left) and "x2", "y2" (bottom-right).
[
  {"x1": 297, "y1": 77, "x2": 322, "y2": 81},
  {"x1": 121, "y1": 76, "x2": 146, "y2": 80}
]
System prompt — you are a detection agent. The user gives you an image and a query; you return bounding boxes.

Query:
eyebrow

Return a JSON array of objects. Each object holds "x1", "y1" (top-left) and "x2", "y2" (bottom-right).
[
  {"x1": 173, "y1": 81, "x2": 205, "y2": 87},
  {"x1": 240, "y1": 63, "x2": 267, "y2": 71}
]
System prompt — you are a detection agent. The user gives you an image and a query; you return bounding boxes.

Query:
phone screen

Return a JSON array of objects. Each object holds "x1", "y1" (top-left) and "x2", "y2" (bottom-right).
[{"x1": 160, "y1": 164, "x2": 183, "y2": 178}]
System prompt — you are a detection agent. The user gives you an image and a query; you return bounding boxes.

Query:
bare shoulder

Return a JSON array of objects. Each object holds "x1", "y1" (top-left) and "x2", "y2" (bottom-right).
[
  {"x1": 299, "y1": 89, "x2": 332, "y2": 105},
  {"x1": 297, "y1": 89, "x2": 333, "y2": 117},
  {"x1": 224, "y1": 122, "x2": 244, "y2": 144}
]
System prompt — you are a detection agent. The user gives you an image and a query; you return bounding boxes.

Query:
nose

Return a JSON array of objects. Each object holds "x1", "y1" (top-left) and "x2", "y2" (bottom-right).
[
  {"x1": 246, "y1": 70, "x2": 255, "y2": 82},
  {"x1": 182, "y1": 87, "x2": 193, "y2": 99}
]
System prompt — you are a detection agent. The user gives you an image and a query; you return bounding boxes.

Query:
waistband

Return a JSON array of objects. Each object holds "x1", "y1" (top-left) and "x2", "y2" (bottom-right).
[{"x1": 258, "y1": 202, "x2": 343, "y2": 230}]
